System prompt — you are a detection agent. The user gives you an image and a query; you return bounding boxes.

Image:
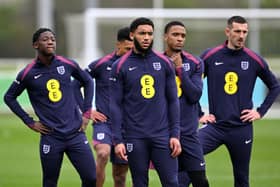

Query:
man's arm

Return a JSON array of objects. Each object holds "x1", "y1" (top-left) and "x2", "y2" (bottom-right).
[
  {"x1": 165, "y1": 60, "x2": 181, "y2": 157},
  {"x1": 241, "y1": 60, "x2": 280, "y2": 122},
  {"x1": 71, "y1": 64, "x2": 94, "y2": 119},
  {"x1": 166, "y1": 65, "x2": 180, "y2": 139},
  {"x1": 256, "y1": 64, "x2": 280, "y2": 117},
  {"x1": 176, "y1": 58, "x2": 204, "y2": 103},
  {"x1": 4, "y1": 74, "x2": 35, "y2": 127},
  {"x1": 109, "y1": 61, "x2": 124, "y2": 145}
]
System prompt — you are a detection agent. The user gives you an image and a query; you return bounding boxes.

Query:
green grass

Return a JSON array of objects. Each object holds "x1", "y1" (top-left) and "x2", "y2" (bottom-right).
[{"x1": 0, "y1": 114, "x2": 280, "y2": 187}]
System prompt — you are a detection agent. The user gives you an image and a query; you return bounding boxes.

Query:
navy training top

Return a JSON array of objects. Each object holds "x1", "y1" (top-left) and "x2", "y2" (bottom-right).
[
  {"x1": 110, "y1": 49, "x2": 180, "y2": 144},
  {"x1": 4, "y1": 55, "x2": 93, "y2": 138},
  {"x1": 200, "y1": 41, "x2": 280, "y2": 126}
]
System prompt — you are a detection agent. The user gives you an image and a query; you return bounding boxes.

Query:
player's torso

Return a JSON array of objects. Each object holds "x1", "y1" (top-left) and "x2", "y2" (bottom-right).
[
  {"x1": 206, "y1": 51, "x2": 259, "y2": 99},
  {"x1": 118, "y1": 53, "x2": 172, "y2": 137},
  {"x1": 121, "y1": 55, "x2": 169, "y2": 101},
  {"x1": 205, "y1": 50, "x2": 260, "y2": 124},
  {"x1": 25, "y1": 61, "x2": 73, "y2": 103},
  {"x1": 89, "y1": 56, "x2": 117, "y2": 115},
  {"x1": 22, "y1": 60, "x2": 83, "y2": 133}
]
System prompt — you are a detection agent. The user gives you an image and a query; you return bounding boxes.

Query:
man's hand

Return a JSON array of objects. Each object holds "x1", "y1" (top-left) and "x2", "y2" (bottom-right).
[
  {"x1": 91, "y1": 110, "x2": 107, "y2": 123},
  {"x1": 115, "y1": 143, "x2": 128, "y2": 161},
  {"x1": 29, "y1": 121, "x2": 51, "y2": 134},
  {"x1": 79, "y1": 117, "x2": 90, "y2": 132},
  {"x1": 240, "y1": 109, "x2": 261, "y2": 122},
  {"x1": 170, "y1": 53, "x2": 183, "y2": 68},
  {"x1": 199, "y1": 114, "x2": 216, "y2": 124},
  {"x1": 170, "y1": 137, "x2": 181, "y2": 158}
]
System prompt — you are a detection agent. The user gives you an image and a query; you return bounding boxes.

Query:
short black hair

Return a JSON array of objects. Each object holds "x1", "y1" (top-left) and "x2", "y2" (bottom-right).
[
  {"x1": 117, "y1": 27, "x2": 132, "y2": 42},
  {"x1": 130, "y1": 17, "x2": 154, "y2": 33},
  {"x1": 32, "y1": 28, "x2": 55, "y2": 44},
  {"x1": 164, "y1": 21, "x2": 185, "y2": 34},
  {"x1": 227, "y1": 16, "x2": 247, "y2": 27}
]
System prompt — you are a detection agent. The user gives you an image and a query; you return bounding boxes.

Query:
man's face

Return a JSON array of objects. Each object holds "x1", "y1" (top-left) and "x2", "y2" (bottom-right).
[
  {"x1": 117, "y1": 39, "x2": 133, "y2": 56},
  {"x1": 164, "y1": 25, "x2": 186, "y2": 53},
  {"x1": 225, "y1": 22, "x2": 248, "y2": 50},
  {"x1": 131, "y1": 24, "x2": 154, "y2": 53},
  {"x1": 33, "y1": 31, "x2": 56, "y2": 56}
]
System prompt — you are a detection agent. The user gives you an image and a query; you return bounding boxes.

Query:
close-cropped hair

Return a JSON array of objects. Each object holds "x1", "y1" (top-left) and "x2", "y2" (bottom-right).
[
  {"x1": 164, "y1": 21, "x2": 185, "y2": 34},
  {"x1": 117, "y1": 27, "x2": 132, "y2": 42},
  {"x1": 32, "y1": 28, "x2": 55, "y2": 44},
  {"x1": 227, "y1": 16, "x2": 247, "y2": 27},
  {"x1": 130, "y1": 17, "x2": 154, "y2": 33}
]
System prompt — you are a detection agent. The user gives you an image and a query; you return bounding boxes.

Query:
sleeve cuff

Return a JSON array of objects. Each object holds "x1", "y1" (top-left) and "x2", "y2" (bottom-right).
[{"x1": 82, "y1": 109, "x2": 91, "y2": 119}]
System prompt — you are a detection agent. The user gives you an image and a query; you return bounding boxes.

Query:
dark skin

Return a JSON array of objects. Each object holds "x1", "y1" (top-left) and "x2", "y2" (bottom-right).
[{"x1": 30, "y1": 31, "x2": 90, "y2": 134}]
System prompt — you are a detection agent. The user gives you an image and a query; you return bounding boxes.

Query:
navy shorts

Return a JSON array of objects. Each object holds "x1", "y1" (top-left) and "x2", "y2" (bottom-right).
[{"x1": 92, "y1": 122, "x2": 112, "y2": 146}]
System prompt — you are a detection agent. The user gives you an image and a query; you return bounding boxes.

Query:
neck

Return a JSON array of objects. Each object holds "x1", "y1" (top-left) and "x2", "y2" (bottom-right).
[
  {"x1": 37, "y1": 54, "x2": 54, "y2": 65},
  {"x1": 226, "y1": 41, "x2": 242, "y2": 50},
  {"x1": 165, "y1": 48, "x2": 181, "y2": 57},
  {"x1": 133, "y1": 48, "x2": 147, "y2": 56}
]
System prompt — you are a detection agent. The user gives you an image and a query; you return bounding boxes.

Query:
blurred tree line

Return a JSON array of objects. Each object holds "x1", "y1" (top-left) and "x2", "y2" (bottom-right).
[{"x1": 0, "y1": 0, "x2": 279, "y2": 58}]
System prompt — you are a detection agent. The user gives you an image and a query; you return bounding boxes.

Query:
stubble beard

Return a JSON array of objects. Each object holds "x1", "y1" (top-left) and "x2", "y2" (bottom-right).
[{"x1": 134, "y1": 39, "x2": 153, "y2": 54}]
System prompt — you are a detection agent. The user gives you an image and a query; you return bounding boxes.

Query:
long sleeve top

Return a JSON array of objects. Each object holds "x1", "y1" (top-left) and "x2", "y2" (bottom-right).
[
  {"x1": 4, "y1": 55, "x2": 93, "y2": 138},
  {"x1": 174, "y1": 51, "x2": 204, "y2": 135},
  {"x1": 200, "y1": 41, "x2": 280, "y2": 126},
  {"x1": 110, "y1": 49, "x2": 180, "y2": 144},
  {"x1": 73, "y1": 52, "x2": 119, "y2": 119}
]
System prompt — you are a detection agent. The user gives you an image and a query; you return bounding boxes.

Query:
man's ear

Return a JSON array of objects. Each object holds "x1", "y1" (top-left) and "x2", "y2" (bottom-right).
[
  {"x1": 225, "y1": 27, "x2": 230, "y2": 37},
  {"x1": 129, "y1": 32, "x2": 134, "y2": 40},
  {"x1": 33, "y1": 42, "x2": 39, "y2": 49},
  {"x1": 164, "y1": 33, "x2": 168, "y2": 42}
]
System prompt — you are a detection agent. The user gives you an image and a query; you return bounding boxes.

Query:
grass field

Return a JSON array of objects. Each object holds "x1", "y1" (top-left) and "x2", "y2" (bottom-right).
[{"x1": 0, "y1": 114, "x2": 280, "y2": 187}]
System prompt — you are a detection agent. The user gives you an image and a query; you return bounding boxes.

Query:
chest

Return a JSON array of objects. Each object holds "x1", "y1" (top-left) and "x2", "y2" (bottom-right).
[
  {"x1": 25, "y1": 65, "x2": 72, "y2": 92},
  {"x1": 122, "y1": 59, "x2": 168, "y2": 88},
  {"x1": 93, "y1": 62, "x2": 113, "y2": 81},
  {"x1": 206, "y1": 56, "x2": 258, "y2": 82}
]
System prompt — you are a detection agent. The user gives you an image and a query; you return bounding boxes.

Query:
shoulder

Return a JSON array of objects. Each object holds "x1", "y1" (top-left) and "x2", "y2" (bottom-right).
[
  {"x1": 200, "y1": 44, "x2": 225, "y2": 61},
  {"x1": 55, "y1": 55, "x2": 79, "y2": 68},
  {"x1": 152, "y1": 50, "x2": 173, "y2": 68},
  {"x1": 89, "y1": 52, "x2": 116, "y2": 69},
  {"x1": 19, "y1": 59, "x2": 37, "y2": 81},
  {"x1": 243, "y1": 47, "x2": 266, "y2": 68},
  {"x1": 114, "y1": 50, "x2": 132, "y2": 73},
  {"x1": 182, "y1": 51, "x2": 201, "y2": 65}
]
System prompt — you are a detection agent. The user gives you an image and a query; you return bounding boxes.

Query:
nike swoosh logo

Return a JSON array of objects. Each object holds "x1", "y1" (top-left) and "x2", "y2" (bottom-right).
[
  {"x1": 245, "y1": 139, "x2": 252, "y2": 144},
  {"x1": 215, "y1": 62, "x2": 224, "y2": 65},
  {"x1": 200, "y1": 162, "x2": 206, "y2": 166},
  {"x1": 109, "y1": 77, "x2": 116, "y2": 82},
  {"x1": 34, "y1": 74, "x2": 42, "y2": 79},
  {"x1": 14, "y1": 80, "x2": 20, "y2": 84},
  {"x1": 128, "y1": 67, "x2": 137, "y2": 71}
]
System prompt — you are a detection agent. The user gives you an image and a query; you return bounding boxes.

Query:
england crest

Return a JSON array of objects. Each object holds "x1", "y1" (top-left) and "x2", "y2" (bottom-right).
[
  {"x1": 126, "y1": 143, "x2": 133, "y2": 152},
  {"x1": 43, "y1": 144, "x2": 50, "y2": 154},
  {"x1": 97, "y1": 133, "x2": 105, "y2": 140},
  {"x1": 241, "y1": 61, "x2": 249, "y2": 70},
  {"x1": 57, "y1": 66, "x2": 65, "y2": 75},
  {"x1": 183, "y1": 63, "x2": 190, "y2": 71},
  {"x1": 153, "y1": 62, "x2": 161, "y2": 71}
]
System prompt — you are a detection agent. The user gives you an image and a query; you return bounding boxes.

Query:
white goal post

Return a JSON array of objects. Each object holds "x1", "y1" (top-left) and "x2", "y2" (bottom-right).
[{"x1": 83, "y1": 8, "x2": 280, "y2": 64}]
